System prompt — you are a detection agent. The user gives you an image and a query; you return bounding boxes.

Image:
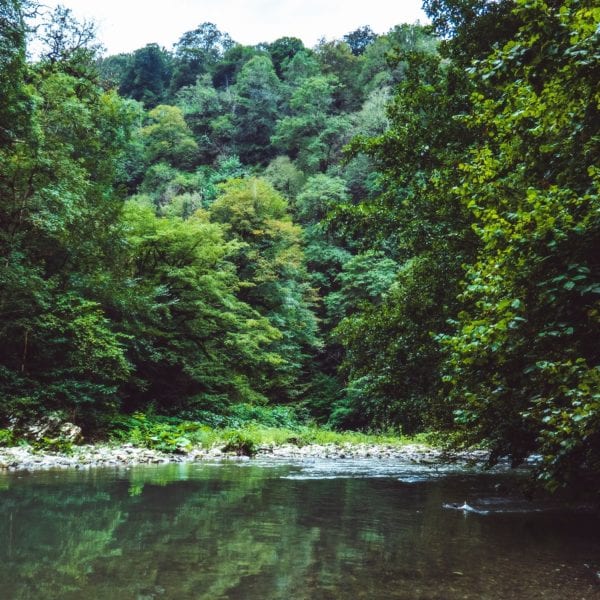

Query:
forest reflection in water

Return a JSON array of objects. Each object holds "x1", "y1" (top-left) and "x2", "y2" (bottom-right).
[{"x1": 0, "y1": 460, "x2": 598, "y2": 599}]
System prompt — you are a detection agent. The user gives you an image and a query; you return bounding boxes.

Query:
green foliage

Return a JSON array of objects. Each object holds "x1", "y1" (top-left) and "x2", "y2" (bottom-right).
[
  {"x1": 31, "y1": 436, "x2": 74, "y2": 454},
  {"x1": 37, "y1": 5, "x2": 100, "y2": 71},
  {"x1": 108, "y1": 409, "x2": 421, "y2": 455},
  {"x1": 222, "y1": 430, "x2": 257, "y2": 456},
  {"x1": 294, "y1": 175, "x2": 352, "y2": 283},
  {"x1": 1, "y1": 1, "x2": 597, "y2": 496},
  {"x1": 263, "y1": 156, "x2": 306, "y2": 200},
  {"x1": 118, "y1": 200, "x2": 282, "y2": 411},
  {"x1": 343, "y1": 26, "x2": 377, "y2": 56},
  {"x1": 267, "y1": 37, "x2": 305, "y2": 77},
  {"x1": 176, "y1": 75, "x2": 227, "y2": 162},
  {"x1": 97, "y1": 53, "x2": 132, "y2": 88},
  {"x1": 212, "y1": 43, "x2": 260, "y2": 89},
  {"x1": 333, "y1": 254, "x2": 459, "y2": 433},
  {"x1": 0, "y1": 0, "x2": 31, "y2": 147},
  {"x1": 327, "y1": 251, "x2": 398, "y2": 321},
  {"x1": 109, "y1": 406, "x2": 305, "y2": 454},
  {"x1": 210, "y1": 178, "x2": 321, "y2": 401},
  {"x1": 111, "y1": 413, "x2": 209, "y2": 453},
  {"x1": 281, "y1": 50, "x2": 320, "y2": 84},
  {"x1": 423, "y1": 0, "x2": 520, "y2": 64},
  {"x1": 141, "y1": 104, "x2": 198, "y2": 169},
  {"x1": 0, "y1": 14, "x2": 137, "y2": 427},
  {"x1": 0, "y1": 429, "x2": 14, "y2": 447},
  {"x1": 315, "y1": 39, "x2": 362, "y2": 111},
  {"x1": 224, "y1": 404, "x2": 303, "y2": 429},
  {"x1": 294, "y1": 174, "x2": 349, "y2": 224},
  {"x1": 272, "y1": 75, "x2": 348, "y2": 173},
  {"x1": 335, "y1": 50, "x2": 477, "y2": 433},
  {"x1": 438, "y1": 0, "x2": 600, "y2": 489},
  {"x1": 357, "y1": 25, "x2": 438, "y2": 93},
  {"x1": 301, "y1": 373, "x2": 345, "y2": 423},
  {"x1": 232, "y1": 55, "x2": 281, "y2": 163},
  {"x1": 170, "y1": 22, "x2": 234, "y2": 91},
  {"x1": 119, "y1": 43, "x2": 172, "y2": 107}
]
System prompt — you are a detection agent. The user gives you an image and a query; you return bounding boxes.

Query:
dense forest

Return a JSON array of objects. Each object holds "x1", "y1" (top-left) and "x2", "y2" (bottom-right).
[{"x1": 0, "y1": 0, "x2": 598, "y2": 492}]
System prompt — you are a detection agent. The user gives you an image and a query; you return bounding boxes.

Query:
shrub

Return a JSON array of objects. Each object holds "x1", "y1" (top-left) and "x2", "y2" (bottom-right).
[
  {"x1": 0, "y1": 428, "x2": 14, "y2": 447},
  {"x1": 221, "y1": 430, "x2": 257, "y2": 456}
]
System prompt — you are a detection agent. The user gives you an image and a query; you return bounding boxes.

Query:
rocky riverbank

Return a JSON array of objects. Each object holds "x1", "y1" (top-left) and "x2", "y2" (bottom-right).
[{"x1": 0, "y1": 442, "x2": 492, "y2": 473}]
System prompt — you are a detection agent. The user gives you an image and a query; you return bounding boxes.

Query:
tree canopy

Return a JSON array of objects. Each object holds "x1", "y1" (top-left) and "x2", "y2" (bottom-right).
[{"x1": 0, "y1": 0, "x2": 598, "y2": 494}]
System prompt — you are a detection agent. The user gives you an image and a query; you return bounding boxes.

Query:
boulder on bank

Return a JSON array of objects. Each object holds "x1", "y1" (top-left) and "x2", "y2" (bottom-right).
[{"x1": 12, "y1": 414, "x2": 83, "y2": 445}]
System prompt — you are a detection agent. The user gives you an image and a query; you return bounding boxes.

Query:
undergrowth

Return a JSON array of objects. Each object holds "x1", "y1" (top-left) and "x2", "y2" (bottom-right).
[{"x1": 108, "y1": 405, "x2": 430, "y2": 455}]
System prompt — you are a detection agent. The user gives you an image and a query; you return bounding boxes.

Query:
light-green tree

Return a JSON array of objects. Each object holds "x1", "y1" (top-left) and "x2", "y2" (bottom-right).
[
  {"x1": 116, "y1": 201, "x2": 282, "y2": 411},
  {"x1": 210, "y1": 178, "x2": 320, "y2": 401},
  {"x1": 263, "y1": 156, "x2": 306, "y2": 201},
  {"x1": 141, "y1": 104, "x2": 198, "y2": 169}
]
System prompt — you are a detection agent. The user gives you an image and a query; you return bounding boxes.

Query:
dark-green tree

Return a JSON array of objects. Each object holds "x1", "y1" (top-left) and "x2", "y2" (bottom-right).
[
  {"x1": 231, "y1": 55, "x2": 282, "y2": 163},
  {"x1": 0, "y1": 3, "x2": 137, "y2": 428},
  {"x1": 332, "y1": 50, "x2": 477, "y2": 433},
  {"x1": 267, "y1": 36, "x2": 305, "y2": 77},
  {"x1": 119, "y1": 43, "x2": 172, "y2": 107},
  {"x1": 343, "y1": 26, "x2": 376, "y2": 56},
  {"x1": 170, "y1": 22, "x2": 234, "y2": 92}
]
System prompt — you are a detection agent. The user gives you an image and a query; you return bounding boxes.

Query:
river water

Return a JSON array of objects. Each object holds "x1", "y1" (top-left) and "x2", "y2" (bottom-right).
[{"x1": 0, "y1": 458, "x2": 598, "y2": 599}]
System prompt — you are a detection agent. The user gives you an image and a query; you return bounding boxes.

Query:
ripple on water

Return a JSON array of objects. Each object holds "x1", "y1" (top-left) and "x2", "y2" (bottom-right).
[{"x1": 276, "y1": 457, "x2": 499, "y2": 481}]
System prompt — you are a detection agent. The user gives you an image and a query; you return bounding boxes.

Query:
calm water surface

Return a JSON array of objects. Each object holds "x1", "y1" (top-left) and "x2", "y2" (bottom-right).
[{"x1": 0, "y1": 459, "x2": 598, "y2": 599}]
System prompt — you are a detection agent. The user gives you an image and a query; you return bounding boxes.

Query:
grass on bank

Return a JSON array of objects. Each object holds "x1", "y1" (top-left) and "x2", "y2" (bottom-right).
[{"x1": 109, "y1": 410, "x2": 431, "y2": 456}]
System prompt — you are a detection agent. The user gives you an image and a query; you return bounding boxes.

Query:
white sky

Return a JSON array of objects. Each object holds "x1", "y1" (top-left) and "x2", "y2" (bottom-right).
[{"x1": 42, "y1": 0, "x2": 428, "y2": 55}]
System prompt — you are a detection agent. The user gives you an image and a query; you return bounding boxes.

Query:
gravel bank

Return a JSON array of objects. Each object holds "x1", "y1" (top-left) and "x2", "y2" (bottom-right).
[{"x1": 0, "y1": 442, "x2": 492, "y2": 473}]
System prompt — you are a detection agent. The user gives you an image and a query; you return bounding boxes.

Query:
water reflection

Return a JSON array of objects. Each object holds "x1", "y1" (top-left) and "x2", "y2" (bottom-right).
[{"x1": 0, "y1": 461, "x2": 598, "y2": 599}]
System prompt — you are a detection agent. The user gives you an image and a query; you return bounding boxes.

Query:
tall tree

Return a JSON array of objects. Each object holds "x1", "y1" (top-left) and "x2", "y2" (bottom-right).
[
  {"x1": 141, "y1": 104, "x2": 198, "y2": 170},
  {"x1": 0, "y1": 0, "x2": 31, "y2": 146},
  {"x1": 119, "y1": 43, "x2": 172, "y2": 107},
  {"x1": 176, "y1": 74, "x2": 226, "y2": 162},
  {"x1": 37, "y1": 5, "x2": 100, "y2": 68},
  {"x1": 343, "y1": 25, "x2": 377, "y2": 56},
  {"x1": 170, "y1": 22, "x2": 234, "y2": 92},
  {"x1": 267, "y1": 36, "x2": 305, "y2": 77},
  {"x1": 272, "y1": 75, "x2": 348, "y2": 173},
  {"x1": 335, "y1": 50, "x2": 478, "y2": 432},
  {"x1": 422, "y1": 0, "x2": 521, "y2": 64},
  {"x1": 116, "y1": 201, "x2": 282, "y2": 411},
  {"x1": 0, "y1": 3, "x2": 138, "y2": 427},
  {"x1": 232, "y1": 55, "x2": 281, "y2": 163},
  {"x1": 210, "y1": 178, "x2": 320, "y2": 401},
  {"x1": 315, "y1": 39, "x2": 363, "y2": 111}
]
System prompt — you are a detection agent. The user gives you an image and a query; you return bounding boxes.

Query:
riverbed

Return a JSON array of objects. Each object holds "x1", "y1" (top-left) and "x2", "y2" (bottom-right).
[{"x1": 0, "y1": 458, "x2": 598, "y2": 599}]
